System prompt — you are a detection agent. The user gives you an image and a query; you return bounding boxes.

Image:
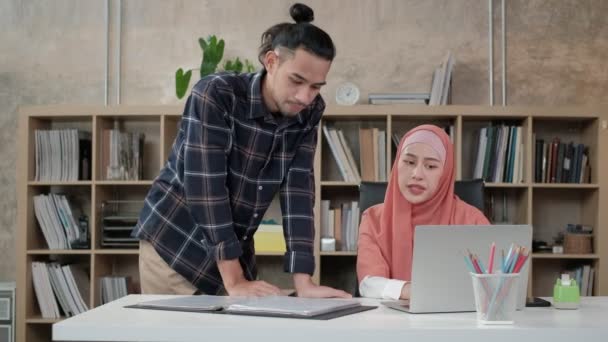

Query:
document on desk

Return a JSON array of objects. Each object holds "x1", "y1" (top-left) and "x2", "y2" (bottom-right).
[{"x1": 126, "y1": 295, "x2": 376, "y2": 320}]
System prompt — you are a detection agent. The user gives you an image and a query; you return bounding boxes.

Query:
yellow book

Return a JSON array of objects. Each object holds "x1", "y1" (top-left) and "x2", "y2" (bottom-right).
[{"x1": 255, "y1": 223, "x2": 286, "y2": 253}]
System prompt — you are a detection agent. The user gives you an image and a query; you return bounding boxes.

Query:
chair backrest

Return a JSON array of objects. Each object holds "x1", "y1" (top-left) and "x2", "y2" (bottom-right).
[{"x1": 358, "y1": 179, "x2": 485, "y2": 214}]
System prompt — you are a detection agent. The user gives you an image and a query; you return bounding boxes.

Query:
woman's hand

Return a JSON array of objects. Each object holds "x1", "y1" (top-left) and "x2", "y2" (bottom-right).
[{"x1": 400, "y1": 283, "x2": 411, "y2": 300}]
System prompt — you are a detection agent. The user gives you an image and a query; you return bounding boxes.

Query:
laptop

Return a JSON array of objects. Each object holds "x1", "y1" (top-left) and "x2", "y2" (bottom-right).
[{"x1": 382, "y1": 224, "x2": 532, "y2": 314}]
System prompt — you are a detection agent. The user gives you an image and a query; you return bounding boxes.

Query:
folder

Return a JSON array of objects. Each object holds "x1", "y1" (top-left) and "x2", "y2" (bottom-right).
[{"x1": 126, "y1": 295, "x2": 376, "y2": 320}]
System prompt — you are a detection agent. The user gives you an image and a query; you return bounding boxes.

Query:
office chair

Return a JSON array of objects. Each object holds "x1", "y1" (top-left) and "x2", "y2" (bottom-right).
[
  {"x1": 358, "y1": 178, "x2": 485, "y2": 214},
  {"x1": 354, "y1": 178, "x2": 485, "y2": 297}
]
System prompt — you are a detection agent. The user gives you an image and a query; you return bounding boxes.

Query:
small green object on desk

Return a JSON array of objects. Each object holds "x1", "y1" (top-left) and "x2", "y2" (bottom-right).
[{"x1": 553, "y1": 274, "x2": 580, "y2": 309}]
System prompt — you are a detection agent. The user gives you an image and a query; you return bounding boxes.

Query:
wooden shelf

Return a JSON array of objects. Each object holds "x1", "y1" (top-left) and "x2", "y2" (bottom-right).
[
  {"x1": 26, "y1": 317, "x2": 63, "y2": 324},
  {"x1": 27, "y1": 181, "x2": 92, "y2": 186},
  {"x1": 484, "y1": 182, "x2": 529, "y2": 188},
  {"x1": 26, "y1": 249, "x2": 91, "y2": 255},
  {"x1": 17, "y1": 105, "x2": 607, "y2": 342},
  {"x1": 93, "y1": 249, "x2": 139, "y2": 255},
  {"x1": 321, "y1": 181, "x2": 359, "y2": 187},
  {"x1": 94, "y1": 180, "x2": 154, "y2": 186},
  {"x1": 532, "y1": 183, "x2": 599, "y2": 189},
  {"x1": 532, "y1": 253, "x2": 599, "y2": 259},
  {"x1": 320, "y1": 251, "x2": 358, "y2": 256}
]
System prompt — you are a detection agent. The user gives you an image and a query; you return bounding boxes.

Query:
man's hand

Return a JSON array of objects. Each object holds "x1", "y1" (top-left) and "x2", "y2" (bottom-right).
[
  {"x1": 218, "y1": 259, "x2": 281, "y2": 296},
  {"x1": 293, "y1": 273, "x2": 352, "y2": 298},
  {"x1": 400, "y1": 283, "x2": 411, "y2": 300},
  {"x1": 225, "y1": 279, "x2": 282, "y2": 297}
]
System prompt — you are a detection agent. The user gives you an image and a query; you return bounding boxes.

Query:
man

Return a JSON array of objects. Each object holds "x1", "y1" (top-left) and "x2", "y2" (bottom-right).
[{"x1": 133, "y1": 3, "x2": 350, "y2": 298}]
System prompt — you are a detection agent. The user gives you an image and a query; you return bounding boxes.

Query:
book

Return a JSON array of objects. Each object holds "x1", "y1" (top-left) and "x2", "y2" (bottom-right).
[{"x1": 128, "y1": 295, "x2": 367, "y2": 319}]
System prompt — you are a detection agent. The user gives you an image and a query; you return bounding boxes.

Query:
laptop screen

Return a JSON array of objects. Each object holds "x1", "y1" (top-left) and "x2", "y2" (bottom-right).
[{"x1": 407, "y1": 225, "x2": 532, "y2": 313}]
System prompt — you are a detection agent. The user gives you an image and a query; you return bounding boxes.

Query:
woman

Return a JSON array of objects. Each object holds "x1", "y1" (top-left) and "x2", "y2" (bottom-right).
[{"x1": 357, "y1": 124, "x2": 490, "y2": 300}]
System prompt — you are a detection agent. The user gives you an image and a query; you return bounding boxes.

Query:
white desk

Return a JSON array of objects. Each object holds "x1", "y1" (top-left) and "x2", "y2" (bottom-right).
[{"x1": 53, "y1": 295, "x2": 607, "y2": 342}]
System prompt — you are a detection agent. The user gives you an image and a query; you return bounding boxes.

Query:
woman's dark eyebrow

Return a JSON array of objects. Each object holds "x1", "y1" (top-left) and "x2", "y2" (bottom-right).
[{"x1": 404, "y1": 153, "x2": 440, "y2": 162}]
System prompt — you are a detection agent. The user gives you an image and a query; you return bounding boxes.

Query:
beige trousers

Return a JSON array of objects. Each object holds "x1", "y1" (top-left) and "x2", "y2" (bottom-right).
[{"x1": 139, "y1": 240, "x2": 198, "y2": 295}]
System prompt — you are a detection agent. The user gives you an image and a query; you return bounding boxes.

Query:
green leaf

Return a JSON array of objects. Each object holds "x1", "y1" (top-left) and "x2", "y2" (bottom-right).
[
  {"x1": 199, "y1": 35, "x2": 223, "y2": 77},
  {"x1": 175, "y1": 68, "x2": 192, "y2": 99},
  {"x1": 224, "y1": 60, "x2": 234, "y2": 71},
  {"x1": 198, "y1": 37, "x2": 207, "y2": 51},
  {"x1": 245, "y1": 59, "x2": 256, "y2": 72},
  {"x1": 224, "y1": 57, "x2": 244, "y2": 73},
  {"x1": 200, "y1": 61, "x2": 217, "y2": 77}
]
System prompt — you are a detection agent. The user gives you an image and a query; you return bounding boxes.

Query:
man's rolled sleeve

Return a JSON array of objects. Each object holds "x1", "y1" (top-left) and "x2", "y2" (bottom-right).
[
  {"x1": 183, "y1": 81, "x2": 241, "y2": 261},
  {"x1": 280, "y1": 125, "x2": 319, "y2": 275}
]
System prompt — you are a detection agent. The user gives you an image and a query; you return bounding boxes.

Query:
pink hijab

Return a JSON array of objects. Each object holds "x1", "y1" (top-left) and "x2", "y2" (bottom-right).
[{"x1": 357, "y1": 124, "x2": 490, "y2": 282}]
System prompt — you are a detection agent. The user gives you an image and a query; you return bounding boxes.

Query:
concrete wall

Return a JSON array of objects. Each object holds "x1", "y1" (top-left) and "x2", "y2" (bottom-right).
[{"x1": 2, "y1": 0, "x2": 607, "y2": 281}]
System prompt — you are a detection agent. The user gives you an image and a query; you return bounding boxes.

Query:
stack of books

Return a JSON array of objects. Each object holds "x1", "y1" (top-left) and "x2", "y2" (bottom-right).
[
  {"x1": 534, "y1": 138, "x2": 590, "y2": 183},
  {"x1": 322, "y1": 125, "x2": 361, "y2": 183},
  {"x1": 35, "y1": 129, "x2": 91, "y2": 181},
  {"x1": 473, "y1": 125, "x2": 524, "y2": 183},
  {"x1": 31, "y1": 262, "x2": 89, "y2": 318},
  {"x1": 33, "y1": 193, "x2": 88, "y2": 249},
  {"x1": 100, "y1": 127, "x2": 145, "y2": 181},
  {"x1": 100, "y1": 276, "x2": 130, "y2": 304},
  {"x1": 368, "y1": 93, "x2": 430, "y2": 105},
  {"x1": 320, "y1": 200, "x2": 360, "y2": 252},
  {"x1": 429, "y1": 51, "x2": 455, "y2": 105}
]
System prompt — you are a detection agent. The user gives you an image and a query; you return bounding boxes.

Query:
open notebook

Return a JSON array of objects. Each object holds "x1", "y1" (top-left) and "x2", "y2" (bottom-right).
[{"x1": 126, "y1": 295, "x2": 376, "y2": 320}]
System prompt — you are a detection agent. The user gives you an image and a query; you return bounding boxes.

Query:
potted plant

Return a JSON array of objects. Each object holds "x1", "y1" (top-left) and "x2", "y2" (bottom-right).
[{"x1": 175, "y1": 35, "x2": 255, "y2": 99}]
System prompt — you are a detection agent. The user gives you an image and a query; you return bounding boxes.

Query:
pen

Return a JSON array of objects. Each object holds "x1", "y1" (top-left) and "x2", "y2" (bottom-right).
[{"x1": 488, "y1": 242, "x2": 496, "y2": 274}]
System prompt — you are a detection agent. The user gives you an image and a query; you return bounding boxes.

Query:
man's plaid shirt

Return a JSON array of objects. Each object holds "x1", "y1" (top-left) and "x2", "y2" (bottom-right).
[{"x1": 132, "y1": 71, "x2": 324, "y2": 295}]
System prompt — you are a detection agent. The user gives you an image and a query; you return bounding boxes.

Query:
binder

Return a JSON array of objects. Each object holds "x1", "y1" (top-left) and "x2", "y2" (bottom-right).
[{"x1": 126, "y1": 295, "x2": 376, "y2": 320}]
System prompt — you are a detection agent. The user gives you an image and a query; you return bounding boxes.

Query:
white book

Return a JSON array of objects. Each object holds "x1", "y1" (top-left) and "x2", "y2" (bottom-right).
[
  {"x1": 33, "y1": 196, "x2": 58, "y2": 249},
  {"x1": 581, "y1": 265, "x2": 590, "y2": 296},
  {"x1": 62, "y1": 265, "x2": 89, "y2": 313},
  {"x1": 473, "y1": 128, "x2": 487, "y2": 179},
  {"x1": 51, "y1": 194, "x2": 75, "y2": 246},
  {"x1": 369, "y1": 98, "x2": 427, "y2": 104},
  {"x1": 32, "y1": 262, "x2": 59, "y2": 318},
  {"x1": 336, "y1": 130, "x2": 361, "y2": 183},
  {"x1": 514, "y1": 127, "x2": 523, "y2": 183},
  {"x1": 43, "y1": 131, "x2": 51, "y2": 181},
  {"x1": 587, "y1": 268, "x2": 595, "y2": 296},
  {"x1": 378, "y1": 131, "x2": 386, "y2": 181},
  {"x1": 328, "y1": 128, "x2": 355, "y2": 182},
  {"x1": 343, "y1": 204, "x2": 352, "y2": 251},
  {"x1": 52, "y1": 130, "x2": 62, "y2": 181},
  {"x1": 50, "y1": 263, "x2": 80, "y2": 316},
  {"x1": 320, "y1": 200, "x2": 331, "y2": 238},
  {"x1": 493, "y1": 126, "x2": 506, "y2": 182},
  {"x1": 41, "y1": 262, "x2": 61, "y2": 318},
  {"x1": 322, "y1": 125, "x2": 350, "y2": 181},
  {"x1": 328, "y1": 209, "x2": 335, "y2": 240},
  {"x1": 351, "y1": 201, "x2": 360, "y2": 251},
  {"x1": 61, "y1": 130, "x2": 68, "y2": 181},
  {"x1": 440, "y1": 51, "x2": 455, "y2": 105},
  {"x1": 429, "y1": 68, "x2": 442, "y2": 105},
  {"x1": 35, "y1": 130, "x2": 40, "y2": 181},
  {"x1": 62, "y1": 195, "x2": 81, "y2": 242},
  {"x1": 38, "y1": 195, "x2": 63, "y2": 249},
  {"x1": 72, "y1": 129, "x2": 79, "y2": 181},
  {"x1": 47, "y1": 263, "x2": 73, "y2": 317},
  {"x1": 44, "y1": 195, "x2": 69, "y2": 249}
]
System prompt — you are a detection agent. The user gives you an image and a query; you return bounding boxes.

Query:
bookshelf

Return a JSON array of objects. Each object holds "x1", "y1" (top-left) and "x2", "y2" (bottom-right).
[
  {"x1": 17, "y1": 105, "x2": 607, "y2": 342},
  {"x1": 315, "y1": 105, "x2": 607, "y2": 297}
]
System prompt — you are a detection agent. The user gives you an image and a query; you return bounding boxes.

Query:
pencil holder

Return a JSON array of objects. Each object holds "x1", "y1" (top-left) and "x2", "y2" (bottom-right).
[{"x1": 470, "y1": 272, "x2": 520, "y2": 324}]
